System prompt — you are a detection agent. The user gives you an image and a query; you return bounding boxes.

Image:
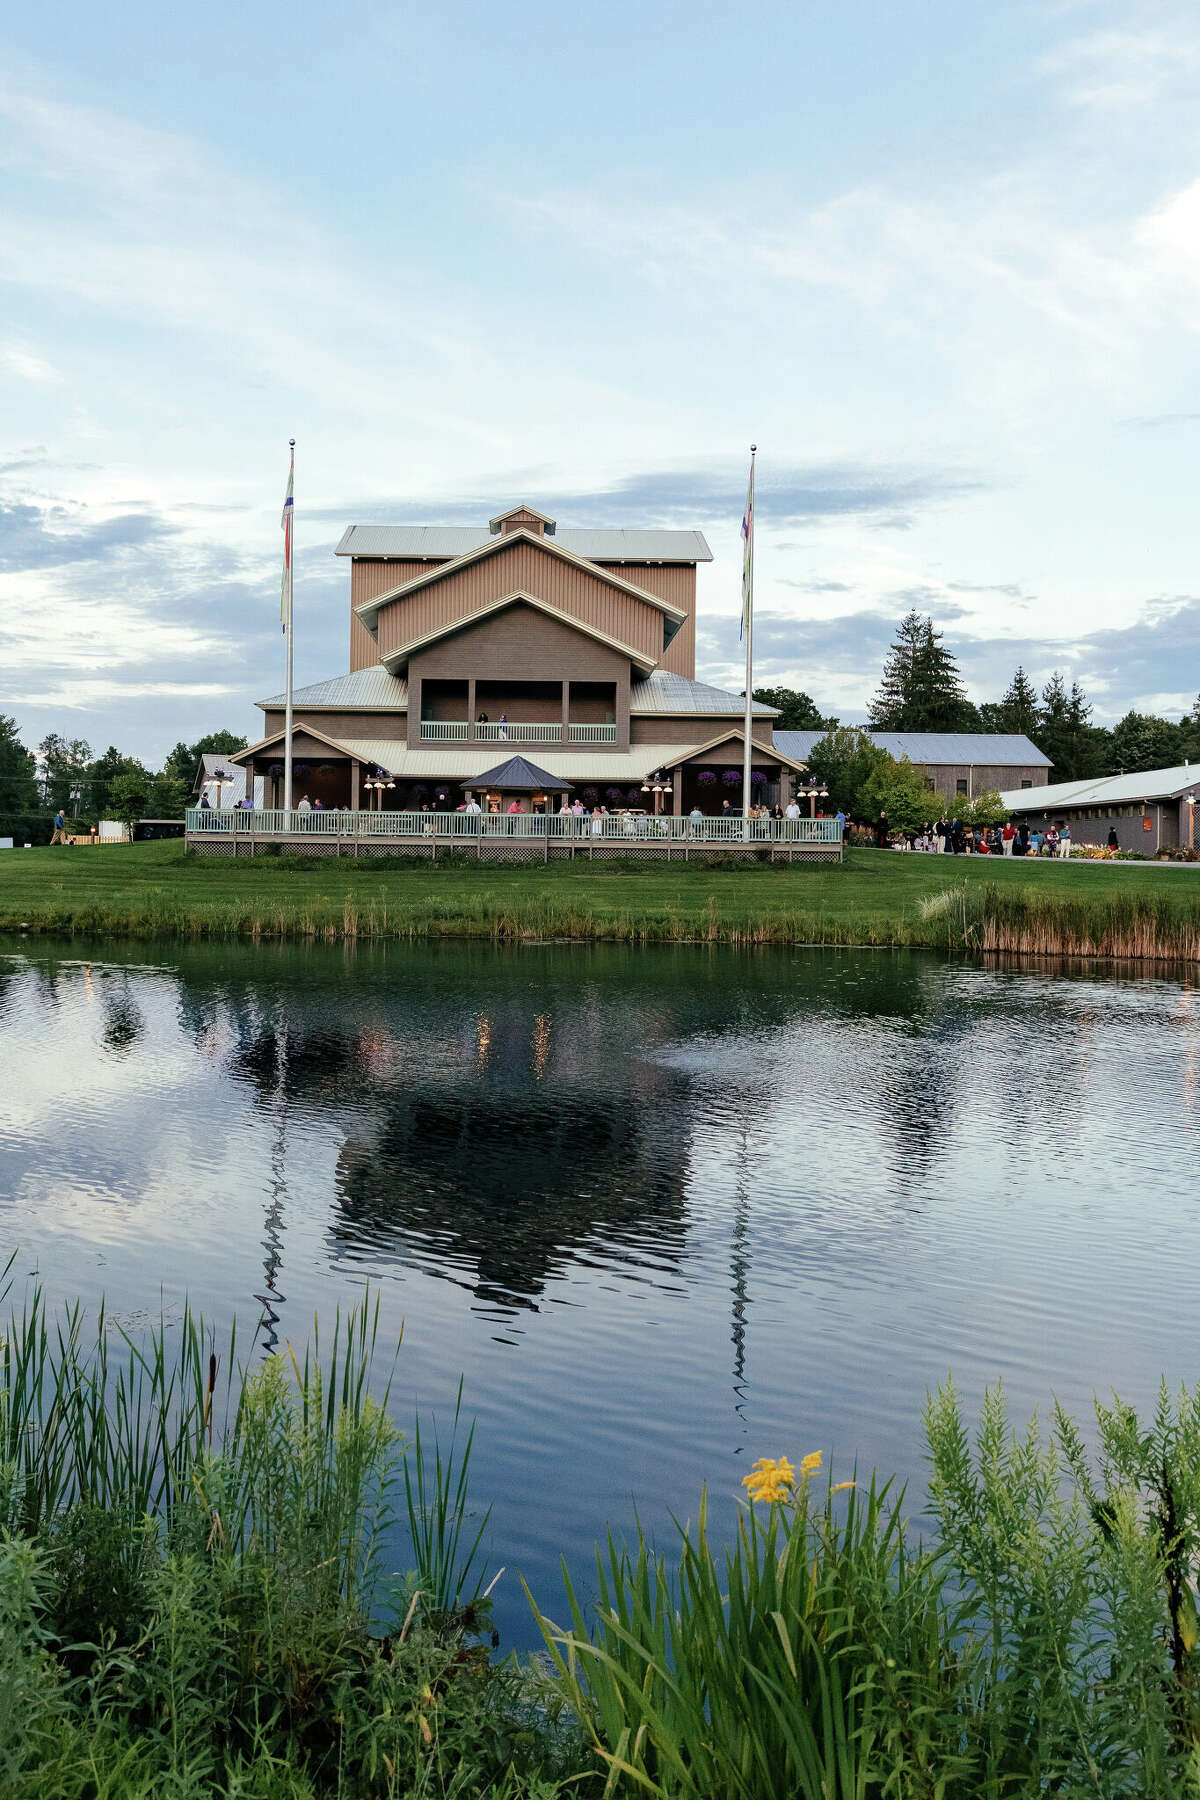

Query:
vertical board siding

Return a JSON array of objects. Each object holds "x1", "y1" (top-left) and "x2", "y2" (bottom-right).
[
  {"x1": 595, "y1": 563, "x2": 696, "y2": 679},
  {"x1": 351, "y1": 558, "x2": 444, "y2": 670},
  {"x1": 374, "y1": 540, "x2": 667, "y2": 663}
]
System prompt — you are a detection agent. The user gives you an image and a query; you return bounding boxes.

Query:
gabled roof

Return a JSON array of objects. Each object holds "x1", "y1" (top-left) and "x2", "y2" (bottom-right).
[
  {"x1": 773, "y1": 729, "x2": 1051, "y2": 766},
  {"x1": 656, "y1": 727, "x2": 810, "y2": 775},
  {"x1": 257, "y1": 667, "x2": 409, "y2": 711},
  {"x1": 353, "y1": 527, "x2": 688, "y2": 633},
  {"x1": 229, "y1": 720, "x2": 362, "y2": 765},
  {"x1": 377, "y1": 589, "x2": 660, "y2": 677},
  {"x1": 489, "y1": 504, "x2": 557, "y2": 533},
  {"x1": 1000, "y1": 762, "x2": 1200, "y2": 811},
  {"x1": 630, "y1": 672, "x2": 778, "y2": 716},
  {"x1": 461, "y1": 755, "x2": 572, "y2": 791},
  {"x1": 335, "y1": 524, "x2": 713, "y2": 563}
]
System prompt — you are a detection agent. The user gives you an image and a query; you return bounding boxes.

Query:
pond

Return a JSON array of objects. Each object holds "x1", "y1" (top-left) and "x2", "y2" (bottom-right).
[{"x1": 1, "y1": 938, "x2": 1197, "y2": 1647}]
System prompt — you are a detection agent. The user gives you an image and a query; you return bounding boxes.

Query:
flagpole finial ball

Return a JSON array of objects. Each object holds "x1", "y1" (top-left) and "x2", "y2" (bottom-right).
[
  {"x1": 750, "y1": 443, "x2": 756, "y2": 453},
  {"x1": 289, "y1": 438, "x2": 295, "y2": 447}
]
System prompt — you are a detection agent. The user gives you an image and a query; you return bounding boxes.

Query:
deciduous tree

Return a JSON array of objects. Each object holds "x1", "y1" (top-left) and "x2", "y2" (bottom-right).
[{"x1": 749, "y1": 688, "x2": 833, "y2": 731}]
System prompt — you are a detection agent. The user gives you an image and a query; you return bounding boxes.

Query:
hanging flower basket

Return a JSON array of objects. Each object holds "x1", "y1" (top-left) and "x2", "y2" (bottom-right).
[
  {"x1": 581, "y1": 787, "x2": 599, "y2": 804},
  {"x1": 605, "y1": 787, "x2": 624, "y2": 802},
  {"x1": 722, "y1": 768, "x2": 743, "y2": 787},
  {"x1": 626, "y1": 787, "x2": 642, "y2": 802},
  {"x1": 697, "y1": 770, "x2": 717, "y2": 786},
  {"x1": 750, "y1": 770, "x2": 768, "y2": 787}
]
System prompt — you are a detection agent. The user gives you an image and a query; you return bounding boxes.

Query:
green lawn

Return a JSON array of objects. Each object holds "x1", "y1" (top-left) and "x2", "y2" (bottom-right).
[{"x1": 1, "y1": 839, "x2": 1197, "y2": 949}]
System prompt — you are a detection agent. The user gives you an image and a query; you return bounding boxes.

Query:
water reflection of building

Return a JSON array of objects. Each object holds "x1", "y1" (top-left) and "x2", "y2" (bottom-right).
[{"x1": 330, "y1": 998, "x2": 692, "y2": 1316}]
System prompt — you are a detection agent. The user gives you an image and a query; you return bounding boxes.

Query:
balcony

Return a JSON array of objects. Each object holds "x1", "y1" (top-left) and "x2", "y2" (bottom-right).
[{"x1": 418, "y1": 720, "x2": 617, "y2": 745}]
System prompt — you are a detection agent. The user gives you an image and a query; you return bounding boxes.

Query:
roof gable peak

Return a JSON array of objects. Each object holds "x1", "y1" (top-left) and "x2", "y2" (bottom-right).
[{"x1": 489, "y1": 503, "x2": 556, "y2": 536}]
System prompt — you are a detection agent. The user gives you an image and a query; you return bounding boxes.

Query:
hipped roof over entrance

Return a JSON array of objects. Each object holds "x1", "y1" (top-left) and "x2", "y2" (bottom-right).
[{"x1": 463, "y1": 755, "x2": 573, "y2": 792}]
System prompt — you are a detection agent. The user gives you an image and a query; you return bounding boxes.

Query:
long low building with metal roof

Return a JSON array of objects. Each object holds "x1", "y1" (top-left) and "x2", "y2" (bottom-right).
[
  {"x1": 1000, "y1": 763, "x2": 1199, "y2": 855},
  {"x1": 775, "y1": 729, "x2": 1050, "y2": 805}
]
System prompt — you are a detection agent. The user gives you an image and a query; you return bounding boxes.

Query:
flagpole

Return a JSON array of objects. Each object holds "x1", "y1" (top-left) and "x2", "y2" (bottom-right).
[
  {"x1": 283, "y1": 440, "x2": 295, "y2": 820},
  {"x1": 742, "y1": 444, "x2": 756, "y2": 830}
]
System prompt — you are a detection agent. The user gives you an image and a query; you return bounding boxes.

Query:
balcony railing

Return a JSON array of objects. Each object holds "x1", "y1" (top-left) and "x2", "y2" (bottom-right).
[
  {"x1": 419, "y1": 720, "x2": 470, "y2": 740},
  {"x1": 186, "y1": 808, "x2": 843, "y2": 844},
  {"x1": 417, "y1": 720, "x2": 619, "y2": 743},
  {"x1": 567, "y1": 723, "x2": 616, "y2": 742},
  {"x1": 475, "y1": 721, "x2": 563, "y2": 743}
]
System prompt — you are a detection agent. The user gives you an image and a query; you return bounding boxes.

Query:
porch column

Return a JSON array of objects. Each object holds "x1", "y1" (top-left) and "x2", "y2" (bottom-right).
[
  {"x1": 672, "y1": 767, "x2": 683, "y2": 816},
  {"x1": 351, "y1": 759, "x2": 360, "y2": 812},
  {"x1": 561, "y1": 680, "x2": 570, "y2": 743},
  {"x1": 467, "y1": 677, "x2": 476, "y2": 739}
]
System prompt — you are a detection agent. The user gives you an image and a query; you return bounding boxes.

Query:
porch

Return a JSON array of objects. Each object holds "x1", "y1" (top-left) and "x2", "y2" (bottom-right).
[{"x1": 185, "y1": 809, "x2": 843, "y2": 862}]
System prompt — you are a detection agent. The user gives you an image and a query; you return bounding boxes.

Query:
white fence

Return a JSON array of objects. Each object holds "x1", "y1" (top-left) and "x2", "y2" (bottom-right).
[
  {"x1": 186, "y1": 808, "x2": 842, "y2": 845},
  {"x1": 418, "y1": 721, "x2": 619, "y2": 744}
]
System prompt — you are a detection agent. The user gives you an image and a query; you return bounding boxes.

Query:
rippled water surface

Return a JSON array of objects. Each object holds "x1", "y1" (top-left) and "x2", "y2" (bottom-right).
[{"x1": 1, "y1": 938, "x2": 1197, "y2": 1645}]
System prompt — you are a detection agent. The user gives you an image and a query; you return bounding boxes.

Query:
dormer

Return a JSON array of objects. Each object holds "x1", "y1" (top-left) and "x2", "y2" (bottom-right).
[{"x1": 488, "y1": 504, "x2": 557, "y2": 538}]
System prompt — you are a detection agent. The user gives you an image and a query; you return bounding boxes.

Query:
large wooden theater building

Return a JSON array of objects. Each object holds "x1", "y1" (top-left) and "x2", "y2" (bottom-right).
[{"x1": 231, "y1": 505, "x2": 806, "y2": 813}]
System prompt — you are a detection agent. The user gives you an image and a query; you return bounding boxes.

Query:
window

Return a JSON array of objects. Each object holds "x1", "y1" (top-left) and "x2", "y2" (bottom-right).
[
  {"x1": 956, "y1": 779, "x2": 968, "y2": 796},
  {"x1": 1021, "y1": 779, "x2": 1032, "y2": 790},
  {"x1": 925, "y1": 776, "x2": 936, "y2": 791}
]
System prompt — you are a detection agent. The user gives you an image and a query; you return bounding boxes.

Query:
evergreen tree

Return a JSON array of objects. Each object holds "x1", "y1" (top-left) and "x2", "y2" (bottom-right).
[
  {"x1": 996, "y1": 666, "x2": 1041, "y2": 738},
  {"x1": 869, "y1": 610, "x2": 972, "y2": 732},
  {"x1": 750, "y1": 688, "x2": 832, "y2": 731},
  {"x1": 0, "y1": 714, "x2": 39, "y2": 812}
]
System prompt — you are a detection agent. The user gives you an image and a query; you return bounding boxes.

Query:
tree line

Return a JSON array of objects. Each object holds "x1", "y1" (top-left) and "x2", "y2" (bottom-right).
[
  {"x1": 0, "y1": 720, "x2": 247, "y2": 834},
  {"x1": 755, "y1": 606, "x2": 1200, "y2": 783}
]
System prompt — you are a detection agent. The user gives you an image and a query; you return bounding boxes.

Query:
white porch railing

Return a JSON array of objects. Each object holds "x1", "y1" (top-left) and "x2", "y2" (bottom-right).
[
  {"x1": 186, "y1": 808, "x2": 843, "y2": 844},
  {"x1": 567, "y1": 723, "x2": 617, "y2": 742},
  {"x1": 419, "y1": 721, "x2": 470, "y2": 740},
  {"x1": 475, "y1": 721, "x2": 563, "y2": 743}
]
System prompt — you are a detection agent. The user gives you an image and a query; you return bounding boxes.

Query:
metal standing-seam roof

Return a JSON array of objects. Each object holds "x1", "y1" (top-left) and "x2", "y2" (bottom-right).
[
  {"x1": 459, "y1": 755, "x2": 573, "y2": 791},
  {"x1": 773, "y1": 729, "x2": 1051, "y2": 766},
  {"x1": 331, "y1": 740, "x2": 702, "y2": 782},
  {"x1": 335, "y1": 525, "x2": 713, "y2": 562},
  {"x1": 1000, "y1": 763, "x2": 1200, "y2": 811},
  {"x1": 630, "y1": 672, "x2": 778, "y2": 715},
  {"x1": 257, "y1": 668, "x2": 410, "y2": 710}
]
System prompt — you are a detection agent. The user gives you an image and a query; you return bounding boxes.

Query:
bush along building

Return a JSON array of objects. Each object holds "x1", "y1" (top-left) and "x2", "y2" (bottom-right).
[
  {"x1": 775, "y1": 730, "x2": 1050, "y2": 806},
  {"x1": 1000, "y1": 763, "x2": 1199, "y2": 855}
]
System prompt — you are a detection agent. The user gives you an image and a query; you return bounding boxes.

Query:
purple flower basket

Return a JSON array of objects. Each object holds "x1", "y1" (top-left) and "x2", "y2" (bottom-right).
[
  {"x1": 722, "y1": 769, "x2": 743, "y2": 787},
  {"x1": 697, "y1": 770, "x2": 717, "y2": 786},
  {"x1": 750, "y1": 771, "x2": 768, "y2": 788},
  {"x1": 605, "y1": 787, "x2": 624, "y2": 802},
  {"x1": 582, "y1": 787, "x2": 599, "y2": 804}
]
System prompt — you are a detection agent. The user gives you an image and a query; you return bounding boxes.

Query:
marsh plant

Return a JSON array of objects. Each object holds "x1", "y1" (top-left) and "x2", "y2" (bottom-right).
[
  {"x1": 9, "y1": 1271, "x2": 1200, "y2": 1797},
  {"x1": 0, "y1": 1273, "x2": 570, "y2": 1797}
]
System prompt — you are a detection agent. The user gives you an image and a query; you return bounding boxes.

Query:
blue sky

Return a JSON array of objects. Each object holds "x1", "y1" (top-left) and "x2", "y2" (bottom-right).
[{"x1": 2, "y1": 0, "x2": 1199, "y2": 761}]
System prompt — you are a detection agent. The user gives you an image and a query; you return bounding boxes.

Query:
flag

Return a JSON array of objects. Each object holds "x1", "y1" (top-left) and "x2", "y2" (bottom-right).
[
  {"x1": 739, "y1": 451, "x2": 755, "y2": 641},
  {"x1": 280, "y1": 445, "x2": 294, "y2": 633}
]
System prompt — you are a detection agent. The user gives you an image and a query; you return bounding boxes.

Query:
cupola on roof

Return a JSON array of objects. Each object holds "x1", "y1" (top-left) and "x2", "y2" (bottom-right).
[{"x1": 488, "y1": 504, "x2": 557, "y2": 536}]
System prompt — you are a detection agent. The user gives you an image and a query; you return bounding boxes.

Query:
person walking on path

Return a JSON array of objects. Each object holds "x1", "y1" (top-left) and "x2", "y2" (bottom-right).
[
  {"x1": 50, "y1": 809, "x2": 68, "y2": 845},
  {"x1": 1058, "y1": 825, "x2": 1071, "y2": 858}
]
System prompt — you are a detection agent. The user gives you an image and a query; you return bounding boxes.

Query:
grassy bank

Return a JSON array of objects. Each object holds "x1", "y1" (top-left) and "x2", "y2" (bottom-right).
[
  {"x1": 5, "y1": 1282, "x2": 1200, "y2": 1797},
  {"x1": 3, "y1": 840, "x2": 1200, "y2": 959}
]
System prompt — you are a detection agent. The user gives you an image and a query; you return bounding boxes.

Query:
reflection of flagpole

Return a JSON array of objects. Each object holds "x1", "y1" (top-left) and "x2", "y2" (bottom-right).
[
  {"x1": 740, "y1": 446, "x2": 756, "y2": 830},
  {"x1": 254, "y1": 1012, "x2": 289, "y2": 1355},
  {"x1": 730, "y1": 1117, "x2": 751, "y2": 1440}
]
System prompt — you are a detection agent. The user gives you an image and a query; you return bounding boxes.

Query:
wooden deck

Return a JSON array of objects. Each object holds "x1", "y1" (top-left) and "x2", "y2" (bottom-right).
[{"x1": 185, "y1": 809, "x2": 843, "y2": 862}]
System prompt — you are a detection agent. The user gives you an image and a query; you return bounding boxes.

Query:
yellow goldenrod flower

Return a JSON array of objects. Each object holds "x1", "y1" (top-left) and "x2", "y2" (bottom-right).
[
  {"x1": 800, "y1": 1450, "x2": 823, "y2": 1477},
  {"x1": 832, "y1": 1480, "x2": 856, "y2": 1493},
  {"x1": 742, "y1": 1456, "x2": 796, "y2": 1504}
]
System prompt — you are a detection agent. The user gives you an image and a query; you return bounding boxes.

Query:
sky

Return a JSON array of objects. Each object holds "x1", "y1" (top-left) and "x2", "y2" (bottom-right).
[{"x1": 2, "y1": 0, "x2": 1199, "y2": 764}]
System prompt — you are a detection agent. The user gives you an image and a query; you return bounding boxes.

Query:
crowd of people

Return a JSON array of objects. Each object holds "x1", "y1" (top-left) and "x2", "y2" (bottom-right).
[{"x1": 887, "y1": 817, "x2": 1074, "y2": 856}]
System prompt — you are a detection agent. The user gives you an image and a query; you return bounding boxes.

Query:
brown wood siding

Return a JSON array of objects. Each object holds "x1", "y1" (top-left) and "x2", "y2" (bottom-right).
[
  {"x1": 261, "y1": 710, "x2": 408, "y2": 740},
  {"x1": 408, "y1": 603, "x2": 631, "y2": 750},
  {"x1": 631, "y1": 716, "x2": 775, "y2": 748},
  {"x1": 351, "y1": 558, "x2": 444, "y2": 670},
  {"x1": 596, "y1": 563, "x2": 696, "y2": 678},
  {"x1": 375, "y1": 540, "x2": 665, "y2": 664}
]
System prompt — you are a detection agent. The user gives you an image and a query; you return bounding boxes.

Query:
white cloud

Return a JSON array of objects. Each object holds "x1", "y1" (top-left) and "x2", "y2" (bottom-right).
[{"x1": 1, "y1": 343, "x2": 63, "y2": 384}]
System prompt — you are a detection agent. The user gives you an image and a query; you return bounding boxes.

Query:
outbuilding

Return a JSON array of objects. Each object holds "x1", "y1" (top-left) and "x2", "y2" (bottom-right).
[{"x1": 999, "y1": 763, "x2": 1199, "y2": 855}]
